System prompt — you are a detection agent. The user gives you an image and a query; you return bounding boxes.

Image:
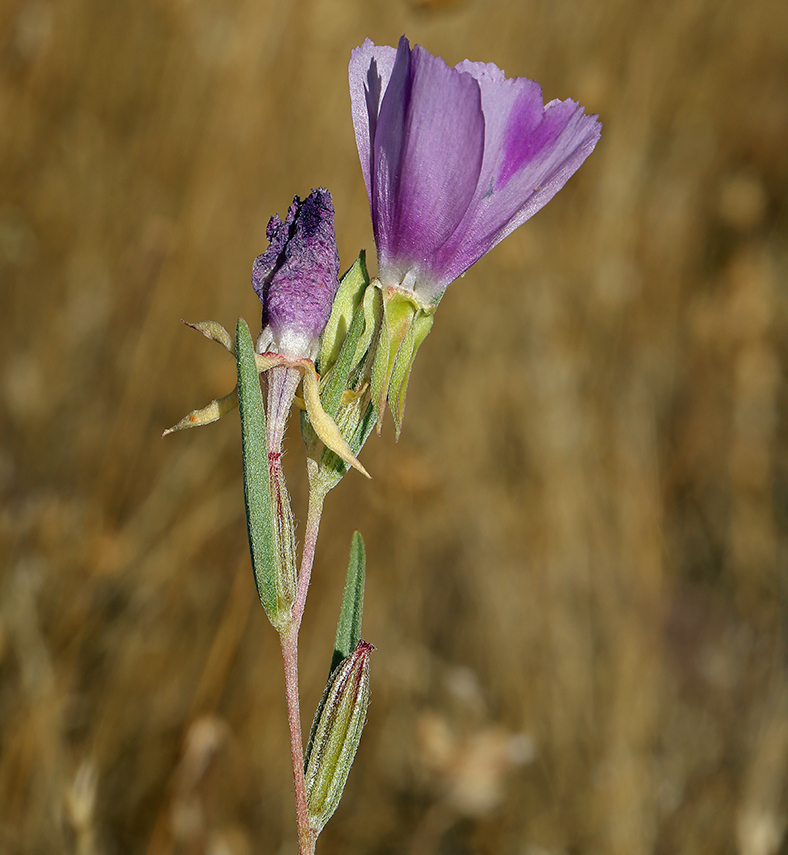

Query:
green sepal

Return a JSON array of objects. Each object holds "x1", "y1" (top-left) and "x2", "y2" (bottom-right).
[
  {"x1": 369, "y1": 291, "x2": 393, "y2": 431},
  {"x1": 235, "y1": 318, "x2": 280, "y2": 627},
  {"x1": 389, "y1": 310, "x2": 434, "y2": 438},
  {"x1": 369, "y1": 284, "x2": 435, "y2": 435},
  {"x1": 304, "y1": 270, "x2": 382, "y2": 487},
  {"x1": 299, "y1": 407, "x2": 320, "y2": 460},
  {"x1": 317, "y1": 252, "x2": 370, "y2": 376},
  {"x1": 316, "y1": 399, "x2": 376, "y2": 488},
  {"x1": 320, "y1": 291, "x2": 371, "y2": 420},
  {"x1": 355, "y1": 284, "x2": 383, "y2": 373},
  {"x1": 303, "y1": 253, "x2": 380, "y2": 477}
]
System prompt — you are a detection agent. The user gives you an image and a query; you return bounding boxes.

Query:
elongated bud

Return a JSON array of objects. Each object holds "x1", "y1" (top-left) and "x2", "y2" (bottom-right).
[
  {"x1": 252, "y1": 189, "x2": 340, "y2": 360},
  {"x1": 316, "y1": 252, "x2": 371, "y2": 377},
  {"x1": 304, "y1": 640, "x2": 374, "y2": 835}
]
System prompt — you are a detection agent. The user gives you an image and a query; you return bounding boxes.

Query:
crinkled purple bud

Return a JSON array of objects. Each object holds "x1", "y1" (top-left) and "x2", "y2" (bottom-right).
[
  {"x1": 252, "y1": 188, "x2": 341, "y2": 359},
  {"x1": 349, "y1": 37, "x2": 602, "y2": 303}
]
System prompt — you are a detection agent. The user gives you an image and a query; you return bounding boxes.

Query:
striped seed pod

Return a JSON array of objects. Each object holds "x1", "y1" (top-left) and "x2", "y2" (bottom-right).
[{"x1": 304, "y1": 640, "x2": 374, "y2": 834}]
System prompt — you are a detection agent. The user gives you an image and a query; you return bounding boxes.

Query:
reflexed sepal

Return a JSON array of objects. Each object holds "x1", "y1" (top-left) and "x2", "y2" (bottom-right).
[
  {"x1": 162, "y1": 320, "x2": 238, "y2": 436},
  {"x1": 161, "y1": 388, "x2": 238, "y2": 436},
  {"x1": 254, "y1": 349, "x2": 369, "y2": 479},
  {"x1": 304, "y1": 640, "x2": 374, "y2": 835}
]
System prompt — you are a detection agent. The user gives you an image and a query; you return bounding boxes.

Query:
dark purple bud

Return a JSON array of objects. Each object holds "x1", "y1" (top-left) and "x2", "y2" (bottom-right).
[{"x1": 252, "y1": 188, "x2": 341, "y2": 359}]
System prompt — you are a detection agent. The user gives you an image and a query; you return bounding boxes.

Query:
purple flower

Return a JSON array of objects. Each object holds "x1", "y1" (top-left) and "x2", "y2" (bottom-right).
[
  {"x1": 349, "y1": 37, "x2": 601, "y2": 303},
  {"x1": 252, "y1": 188, "x2": 341, "y2": 359}
]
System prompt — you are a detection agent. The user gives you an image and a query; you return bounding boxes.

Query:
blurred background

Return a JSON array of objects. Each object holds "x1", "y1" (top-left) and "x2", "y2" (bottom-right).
[{"x1": 1, "y1": 0, "x2": 787, "y2": 852}]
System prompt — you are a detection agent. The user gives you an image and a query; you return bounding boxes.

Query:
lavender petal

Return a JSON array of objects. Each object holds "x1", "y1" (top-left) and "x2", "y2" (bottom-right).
[
  {"x1": 349, "y1": 39, "x2": 398, "y2": 207},
  {"x1": 426, "y1": 70, "x2": 601, "y2": 295},
  {"x1": 374, "y1": 40, "x2": 485, "y2": 289}
]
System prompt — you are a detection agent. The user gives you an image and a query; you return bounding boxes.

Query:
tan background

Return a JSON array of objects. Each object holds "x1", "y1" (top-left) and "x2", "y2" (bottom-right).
[{"x1": 2, "y1": 0, "x2": 787, "y2": 853}]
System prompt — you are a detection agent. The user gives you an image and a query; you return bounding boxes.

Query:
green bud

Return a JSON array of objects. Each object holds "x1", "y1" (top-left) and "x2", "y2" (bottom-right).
[
  {"x1": 317, "y1": 252, "x2": 370, "y2": 377},
  {"x1": 303, "y1": 255, "x2": 380, "y2": 489},
  {"x1": 305, "y1": 640, "x2": 374, "y2": 835},
  {"x1": 305, "y1": 254, "x2": 437, "y2": 484}
]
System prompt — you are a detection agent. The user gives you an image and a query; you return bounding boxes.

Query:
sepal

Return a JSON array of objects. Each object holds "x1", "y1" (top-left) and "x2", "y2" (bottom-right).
[
  {"x1": 369, "y1": 283, "x2": 435, "y2": 437},
  {"x1": 161, "y1": 320, "x2": 238, "y2": 435},
  {"x1": 317, "y1": 252, "x2": 370, "y2": 376}
]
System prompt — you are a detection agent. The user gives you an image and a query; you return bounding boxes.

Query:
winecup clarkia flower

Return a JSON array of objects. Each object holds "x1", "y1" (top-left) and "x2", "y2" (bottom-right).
[
  {"x1": 349, "y1": 36, "x2": 601, "y2": 305},
  {"x1": 347, "y1": 36, "x2": 601, "y2": 434}
]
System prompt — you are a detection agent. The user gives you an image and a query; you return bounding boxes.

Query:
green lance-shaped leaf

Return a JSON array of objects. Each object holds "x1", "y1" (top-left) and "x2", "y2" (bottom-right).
[
  {"x1": 236, "y1": 317, "x2": 280, "y2": 628},
  {"x1": 304, "y1": 640, "x2": 374, "y2": 836},
  {"x1": 331, "y1": 531, "x2": 366, "y2": 673}
]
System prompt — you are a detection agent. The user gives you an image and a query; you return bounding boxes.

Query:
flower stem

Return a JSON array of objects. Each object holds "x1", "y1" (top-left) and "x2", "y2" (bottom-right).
[
  {"x1": 293, "y1": 480, "x2": 328, "y2": 632},
  {"x1": 281, "y1": 479, "x2": 327, "y2": 852},
  {"x1": 281, "y1": 627, "x2": 317, "y2": 855},
  {"x1": 261, "y1": 366, "x2": 335, "y2": 853}
]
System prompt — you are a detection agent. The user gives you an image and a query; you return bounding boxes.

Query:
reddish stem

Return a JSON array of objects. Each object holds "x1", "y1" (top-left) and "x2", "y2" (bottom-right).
[
  {"x1": 281, "y1": 628, "x2": 317, "y2": 855},
  {"x1": 292, "y1": 482, "x2": 327, "y2": 632}
]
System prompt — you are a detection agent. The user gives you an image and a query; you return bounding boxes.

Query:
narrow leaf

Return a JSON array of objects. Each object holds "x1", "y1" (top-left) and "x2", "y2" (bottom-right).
[
  {"x1": 236, "y1": 317, "x2": 278, "y2": 624},
  {"x1": 331, "y1": 532, "x2": 366, "y2": 674}
]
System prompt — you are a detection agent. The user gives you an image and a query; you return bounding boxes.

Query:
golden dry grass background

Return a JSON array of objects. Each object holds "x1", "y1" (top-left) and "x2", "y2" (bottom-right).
[{"x1": 1, "y1": 0, "x2": 787, "y2": 853}]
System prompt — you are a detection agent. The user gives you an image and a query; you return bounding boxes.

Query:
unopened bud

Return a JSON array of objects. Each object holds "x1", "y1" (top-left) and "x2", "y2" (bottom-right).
[
  {"x1": 252, "y1": 189, "x2": 340, "y2": 360},
  {"x1": 304, "y1": 640, "x2": 374, "y2": 834}
]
